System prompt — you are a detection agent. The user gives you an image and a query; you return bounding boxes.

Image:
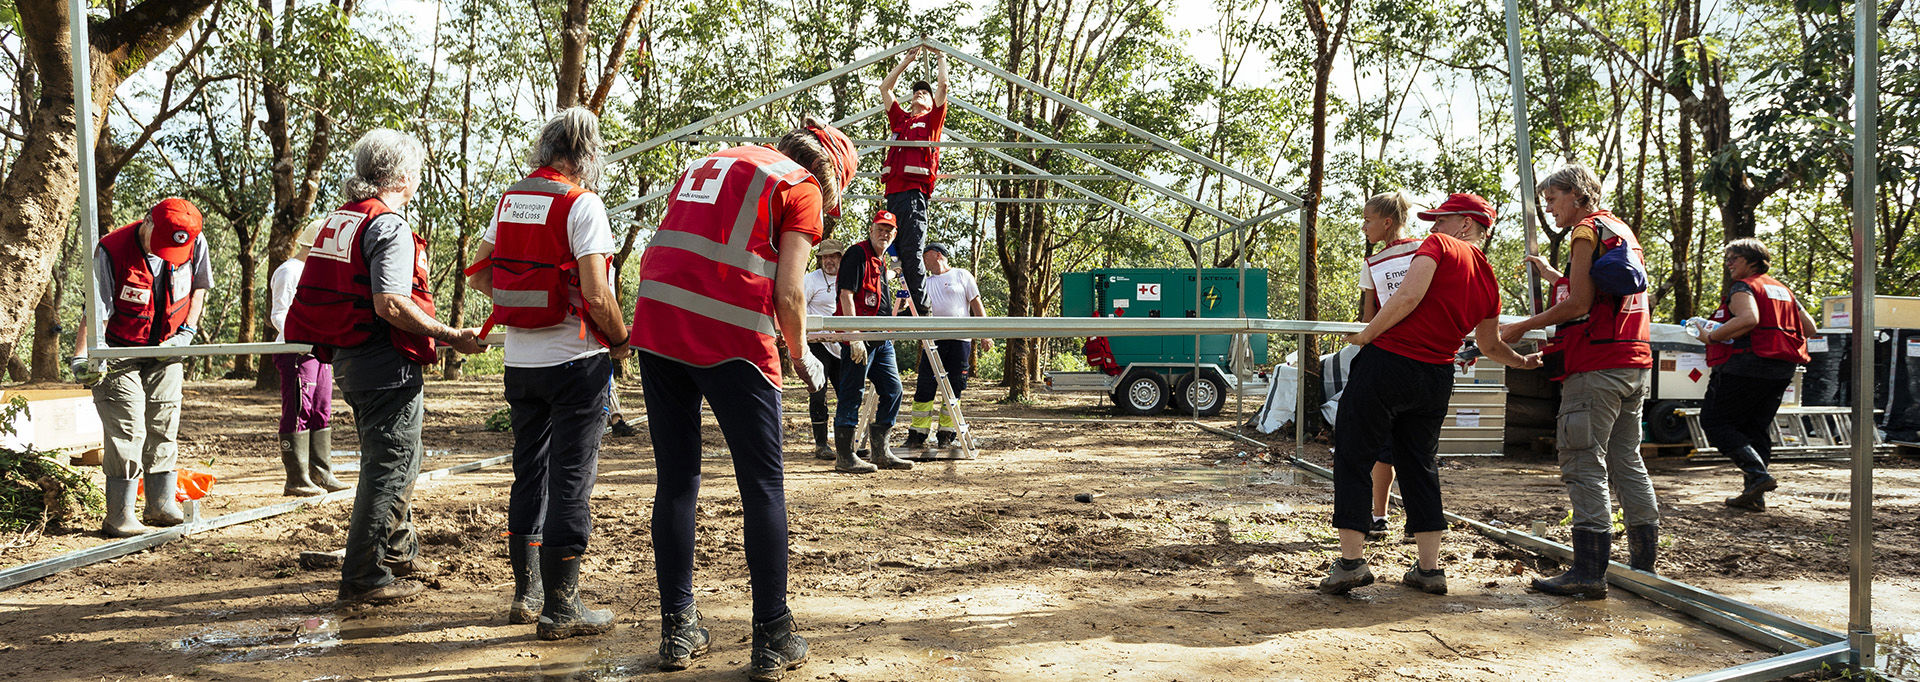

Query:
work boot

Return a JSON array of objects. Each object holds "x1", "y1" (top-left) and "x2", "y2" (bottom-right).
[
  {"x1": 833, "y1": 426, "x2": 876, "y2": 474},
  {"x1": 1627, "y1": 523, "x2": 1659, "y2": 574},
  {"x1": 657, "y1": 603, "x2": 711, "y2": 671},
  {"x1": 1317, "y1": 557, "x2": 1375, "y2": 594},
  {"x1": 868, "y1": 426, "x2": 914, "y2": 470},
  {"x1": 903, "y1": 429, "x2": 928, "y2": 450},
  {"x1": 387, "y1": 556, "x2": 441, "y2": 579},
  {"x1": 101, "y1": 476, "x2": 147, "y2": 538},
  {"x1": 142, "y1": 471, "x2": 185, "y2": 527},
  {"x1": 507, "y1": 534, "x2": 543, "y2": 625},
  {"x1": 1726, "y1": 493, "x2": 1768, "y2": 512},
  {"x1": 537, "y1": 549, "x2": 615, "y2": 640},
  {"x1": 811, "y1": 423, "x2": 835, "y2": 461},
  {"x1": 339, "y1": 579, "x2": 424, "y2": 605},
  {"x1": 1533, "y1": 529, "x2": 1611, "y2": 599},
  {"x1": 281, "y1": 432, "x2": 325, "y2": 497},
  {"x1": 1726, "y1": 455, "x2": 1779, "y2": 510},
  {"x1": 748, "y1": 612, "x2": 809, "y2": 681},
  {"x1": 936, "y1": 430, "x2": 957, "y2": 449},
  {"x1": 308, "y1": 427, "x2": 351, "y2": 492},
  {"x1": 1366, "y1": 518, "x2": 1388, "y2": 541},
  {"x1": 609, "y1": 418, "x2": 640, "y2": 438},
  {"x1": 1401, "y1": 567, "x2": 1448, "y2": 595}
]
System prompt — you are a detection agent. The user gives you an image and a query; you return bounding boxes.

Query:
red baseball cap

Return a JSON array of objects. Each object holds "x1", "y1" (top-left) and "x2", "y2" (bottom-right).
[
  {"x1": 1417, "y1": 193, "x2": 1497, "y2": 228},
  {"x1": 872, "y1": 210, "x2": 897, "y2": 228},
  {"x1": 148, "y1": 198, "x2": 203, "y2": 265}
]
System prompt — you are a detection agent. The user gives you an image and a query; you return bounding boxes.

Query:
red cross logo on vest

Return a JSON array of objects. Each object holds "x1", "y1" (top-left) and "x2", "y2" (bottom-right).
[{"x1": 675, "y1": 157, "x2": 736, "y2": 205}]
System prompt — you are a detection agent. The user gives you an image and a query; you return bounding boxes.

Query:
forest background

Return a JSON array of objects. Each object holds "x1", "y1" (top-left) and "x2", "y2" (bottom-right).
[{"x1": 0, "y1": 0, "x2": 1915, "y2": 404}]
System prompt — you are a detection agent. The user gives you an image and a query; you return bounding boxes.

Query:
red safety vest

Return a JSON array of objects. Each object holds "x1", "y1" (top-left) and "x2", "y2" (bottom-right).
[
  {"x1": 463, "y1": 167, "x2": 612, "y2": 345},
  {"x1": 882, "y1": 103, "x2": 943, "y2": 195},
  {"x1": 284, "y1": 198, "x2": 438, "y2": 365},
  {"x1": 99, "y1": 222, "x2": 193, "y2": 347},
  {"x1": 1549, "y1": 213, "x2": 1652, "y2": 379},
  {"x1": 1707, "y1": 274, "x2": 1812, "y2": 367},
  {"x1": 633, "y1": 146, "x2": 820, "y2": 385},
  {"x1": 838, "y1": 240, "x2": 891, "y2": 317}
]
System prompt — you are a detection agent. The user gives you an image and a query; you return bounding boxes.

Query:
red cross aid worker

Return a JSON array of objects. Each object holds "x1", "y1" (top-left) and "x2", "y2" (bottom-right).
[
  {"x1": 878, "y1": 45, "x2": 949, "y2": 313},
  {"x1": 465, "y1": 107, "x2": 632, "y2": 639},
  {"x1": 630, "y1": 116, "x2": 853, "y2": 678},
  {"x1": 285, "y1": 128, "x2": 485, "y2": 606},
  {"x1": 69, "y1": 198, "x2": 212, "y2": 538}
]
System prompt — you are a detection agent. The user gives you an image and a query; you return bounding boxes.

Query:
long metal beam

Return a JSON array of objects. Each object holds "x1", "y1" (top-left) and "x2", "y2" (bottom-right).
[
  {"x1": 943, "y1": 129, "x2": 1197, "y2": 243},
  {"x1": 72, "y1": 0, "x2": 102, "y2": 351},
  {"x1": 606, "y1": 106, "x2": 887, "y2": 217},
  {"x1": 842, "y1": 194, "x2": 1096, "y2": 205},
  {"x1": 805, "y1": 315, "x2": 1550, "y2": 342},
  {"x1": 90, "y1": 342, "x2": 314, "y2": 359},
  {"x1": 926, "y1": 37, "x2": 1304, "y2": 208},
  {"x1": 950, "y1": 98, "x2": 1245, "y2": 226},
  {"x1": 1847, "y1": 0, "x2": 1881, "y2": 670},
  {"x1": 604, "y1": 39, "x2": 922, "y2": 167},
  {"x1": 854, "y1": 172, "x2": 1114, "y2": 181},
  {"x1": 1503, "y1": 0, "x2": 1545, "y2": 314},
  {"x1": 676, "y1": 135, "x2": 1153, "y2": 151},
  {"x1": 1672, "y1": 643, "x2": 1851, "y2": 682}
]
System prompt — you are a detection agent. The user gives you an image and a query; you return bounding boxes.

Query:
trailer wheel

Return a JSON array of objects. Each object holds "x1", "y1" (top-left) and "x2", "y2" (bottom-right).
[
  {"x1": 1645, "y1": 399, "x2": 1692, "y2": 444},
  {"x1": 1172, "y1": 370, "x2": 1227, "y2": 417},
  {"x1": 1114, "y1": 371, "x2": 1170, "y2": 415}
]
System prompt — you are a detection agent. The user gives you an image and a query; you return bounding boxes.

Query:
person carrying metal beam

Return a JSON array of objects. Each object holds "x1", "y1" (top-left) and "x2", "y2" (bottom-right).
[
  {"x1": 285, "y1": 129, "x2": 485, "y2": 606},
  {"x1": 905, "y1": 242, "x2": 990, "y2": 452},
  {"x1": 269, "y1": 218, "x2": 350, "y2": 497},
  {"x1": 1320, "y1": 193, "x2": 1540, "y2": 597},
  {"x1": 630, "y1": 116, "x2": 847, "y2": 680},
  {"x1": 804, "y1": 238, "x2": 850, "y2": 460},
  {"x1": 1355, "y1": 191, "x2": 1421, "y2": 541},
  {"x1": 68, "y1": 198, "x2": 212, "y2": 538},
  {"x1": 834, "y1": 210, "x2": 914, "y2": 473},
  {"x1": 1501, "y1": 164, "x2": 1662, "y2": 598},
  {"x1": 878, "y1": 45, "x2": 949, "y2": 313},
  {"x1": 465, "y1": 107, "x2": 631, "y2": 639},
  {"x1": 1691, "y1": 238, "x2": 1817, "y2": 513}
]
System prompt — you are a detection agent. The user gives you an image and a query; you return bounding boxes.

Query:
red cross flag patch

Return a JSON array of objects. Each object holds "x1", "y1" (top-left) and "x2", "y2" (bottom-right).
[{"x1": 675, "y1": 156, "x2": 738, "y2": 205}]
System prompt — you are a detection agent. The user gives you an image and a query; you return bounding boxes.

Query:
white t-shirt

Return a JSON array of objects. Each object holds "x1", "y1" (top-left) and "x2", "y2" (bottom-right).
[
  {"x1": 269, "y1": 259, "x2": 304, "y2": 342},
  {"x1": 803, "y1": 268, "x2": 839, "y2": 317},
  {"x1": 1359, "y1": 238, "x2": 1422, "y2": 310},
  {"x1": 924, "y1": 267, "x2": 980, "y2": 318},
  {"x1": 481, "y1": 191, "x2": 616, "y2": 368}
]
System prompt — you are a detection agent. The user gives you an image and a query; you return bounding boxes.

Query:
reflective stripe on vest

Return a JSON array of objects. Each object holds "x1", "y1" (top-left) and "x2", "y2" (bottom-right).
[
  {"x1": 637, "y1": 279, "x2": 778, "y2": 336},
  {"x1": 646, "y1": 230, "x2": 778, "y2": 279},
  {"x1": 491, "y1": 288, "x2": 550, "y2": 308}
]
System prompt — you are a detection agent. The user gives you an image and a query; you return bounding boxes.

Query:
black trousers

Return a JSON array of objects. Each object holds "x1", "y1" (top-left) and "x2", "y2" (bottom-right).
[
  {"x1": 639, "y1": 352, "x2": 790, "y2": 623},
  {"x1": 806, "y1": 342, "x2": 844, "y2": 428},
  {"x1": 1332, "y1": 345, "x2": 1454, "y2": 535},
  {"x1": 1699, "y1": 370, "x2": 1792, "y2": 466},
  {"x1": 912, "y1": 339, "x2": 972, "y2": 402},
  {"x1": 505, "y1": 354, "x2": 611, "y2": 557},
  {"x1": 340, "y1": 384, "x2": 423, "y2": 594},
  {"x1": 887, "y1": 189, "x2": 930, "y2": 306}
]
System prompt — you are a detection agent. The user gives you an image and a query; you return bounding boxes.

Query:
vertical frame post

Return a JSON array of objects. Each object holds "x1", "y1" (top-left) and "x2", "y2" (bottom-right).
[
  {"x1": 1295, "y1": 211, "x2": 1309, "y2": 453},
  {"x1": 1502, "y1": 0, "x2": 1544, "y2": 313},
  {"x1": 71, "y1": 0, "x2": 103, "y2": 352},
  {"x1": 1847, "y1": 0, "x2": 1880, "y2": 671}
]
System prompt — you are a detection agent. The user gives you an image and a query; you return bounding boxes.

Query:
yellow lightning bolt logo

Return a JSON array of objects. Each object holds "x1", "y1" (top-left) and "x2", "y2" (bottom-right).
[{"x1": 1204, "y1": 286, "x2": 1220, "y2": 310}]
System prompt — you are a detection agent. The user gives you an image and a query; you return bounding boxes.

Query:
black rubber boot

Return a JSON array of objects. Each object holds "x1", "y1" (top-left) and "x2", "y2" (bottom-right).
[
  {"x1": 1725, "y1": 445, "x2": 1777, "y2": 509},
  {"x1": 507, "y1": 534, "x2": 543, "y2": 625},
  {"x1": 869, "y1": 425, "x2": 914, "y2": 470},
  {"x1": 748, "y1": 612, "x2": 809, "y2": 681},
  {"x1": 1533, "y1": 529, "x2": 1611, "y2": 599},
  {"x1": 936, "y1": 430, "x2": 956, "y2": 448},
  {"x1": 811, "y1": 423, "x2": 835, "y2": 461},
  {"x1": 657, "y1": 603, "x2": 711, "y2": 671},
  {"x1": 1627, "y1": 523, "x2": 1659, "y2": 574},
  {"x1": 903, "y1": 429, "x2": 928, "y2": 449},
  {"x1": 833, "y1": 426, "x2": 876, "y2": 474},
  {"x1": 536, "y1": 549, "x2": 615, "y2": 640}
]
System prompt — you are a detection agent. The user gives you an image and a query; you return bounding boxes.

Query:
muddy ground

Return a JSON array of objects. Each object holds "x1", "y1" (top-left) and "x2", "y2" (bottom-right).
[{"x1": 0, "y1": 376, "x2": 1915, "y2": 681}]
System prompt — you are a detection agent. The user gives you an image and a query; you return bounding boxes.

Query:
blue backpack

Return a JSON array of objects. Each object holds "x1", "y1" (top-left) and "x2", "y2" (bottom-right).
[{"x1": 1590, "y1": 219, "x2": 1647, "y2": 297}]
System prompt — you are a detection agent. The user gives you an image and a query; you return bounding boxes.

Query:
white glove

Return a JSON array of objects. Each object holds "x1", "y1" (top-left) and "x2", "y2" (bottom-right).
[
  {"x1": 68, "y1": 356, "x2": 104, "y2": 386},
  {"x1": 847, "y1": 341, "x2": 868, "y2": 366},
  {"x1": 159, "y1": 324, "x2": 197, "y2": 348},
  {"x1": 793, "y1": 352, "x2": 828, "y2": 393}
]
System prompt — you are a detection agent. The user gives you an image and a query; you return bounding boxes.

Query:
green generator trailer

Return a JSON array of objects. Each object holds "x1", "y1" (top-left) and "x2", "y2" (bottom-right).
[{"x1": 1044, "y1": 268, "x2": 1270, "y2": 416}]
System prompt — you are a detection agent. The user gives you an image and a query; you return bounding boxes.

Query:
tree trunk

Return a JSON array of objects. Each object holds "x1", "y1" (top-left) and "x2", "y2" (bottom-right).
[
  {"x1": 229, "y1": 240, "x2": 258, "y2": 377},
  {"x1": 29, "y1": 283, "x2": 63, "y2": 382},
  {"x1": 555, "y1": 0, "x2": 591, "y2": 109},
  {"x1": 1298, "y1": 0, "x2": 1350, "y2": 435},
  {"x1": 1674, "y1": 113, "x2": 1697, "y2": 321}
]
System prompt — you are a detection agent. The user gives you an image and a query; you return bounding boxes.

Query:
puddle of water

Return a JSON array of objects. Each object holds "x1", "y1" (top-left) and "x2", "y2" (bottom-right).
[
  {"x1": 170, "y1": 614, "x2": 340, "y2": 663},
  {"x1": 531, "y1": 650, "x2": 652, "y2": 681}
]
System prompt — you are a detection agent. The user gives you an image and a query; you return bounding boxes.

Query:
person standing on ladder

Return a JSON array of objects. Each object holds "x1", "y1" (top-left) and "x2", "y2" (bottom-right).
[
  {"x1": 1355, "y1": 191, "x2": 1421, "y2": 541},
  {"x1": 834, "y1": 210, "x2": 914, "y2": 474},
  {"x1": 466, "y1": 108, "x2": 631, "y2": 639},
  {"x1": 1691, "y1": 238, "x2": 1817, "y2": 513},
  {"x1": 69, "y1": 198, "x2": 212, "y2": 538},
  {"x1": 804, "y1": 238, "x2": 850, "y2": 461},
  {"x1": 1501, "y1": 164, "x2": 1662, "y2": 598},
  {"x1": 877, "y1": 45, "x2": 949, "y2": 313},
  {"x1": 269, "y1": 218, "x2": 351, "y2": 497},
  {"x1": 905, "y1": 242, "x2": 989, "y2": 453}
]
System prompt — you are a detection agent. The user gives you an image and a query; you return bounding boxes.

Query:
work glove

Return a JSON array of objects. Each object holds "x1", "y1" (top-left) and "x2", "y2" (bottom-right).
[
  {"x1": 159, "y1": 324, "x2": 197, "y2": 348},
  {"x1": 68, "y1": 356, "x2": 104, "y2": 386},
  {"x1": 792, "y1": 351, "x2": 828, "y2": 393},
  {"x1": 847, "y1": 340, "x2": 868, "y2": 366}
]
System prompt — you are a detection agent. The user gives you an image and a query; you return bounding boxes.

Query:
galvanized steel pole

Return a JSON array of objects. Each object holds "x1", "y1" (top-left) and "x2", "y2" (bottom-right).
[
  {"x1": 1502, "y1": 0, "x2": 1545, "y2": 314},
  {"x1": 71, "y1": 0, "x2": 103, "y2": 353},
  {"x1": 1847, "y1": 0, "x2": 1880, "y2": 670}
]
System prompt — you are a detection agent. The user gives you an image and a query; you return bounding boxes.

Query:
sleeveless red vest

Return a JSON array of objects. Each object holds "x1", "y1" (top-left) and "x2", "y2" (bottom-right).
[
  {"x1": 1707, "y1": 273, "x2": 1812, "y2": 367},
  {"x1": 1549, "y1": 213, "x2": 1653, "y2": 379},
  {"x1": 463, "y1": 167, "x2": 611, "y2": 345},
  {"x1": 839, "y1": 240, "x2": 891, "y2": 317},
  {"x1": 284, "y1": 198, "x2": 438, "y2": 365},
  {"x1": 99, "y1": 222, "x2": 193, "y2": 347},
  {"x1": 882, "y1": 104, "x2": 941, "y2": 194},
  {"x1": 633, "y1": 146, "x2": 820, "y2": 385}
]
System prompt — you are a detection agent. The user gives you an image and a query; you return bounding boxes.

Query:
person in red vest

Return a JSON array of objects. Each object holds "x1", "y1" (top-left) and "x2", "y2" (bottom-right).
[
  {"x1": 878, "y1": 45, "x2": 949, "y2": 313},
  {"x1": 465, "y1": 107, "x2": 631, "y2": 639},
  {"x1": 832, "y1": 210, "x2": 914, "y2": 473},
  {"x1": 1317, "y1": 192, "x2": 1539, "y2": 597},
  {"x1": 269, "y1": 219, "x2": 350, "y2": 497},
  {"x1": 630, "y1": 116, "x2": 851, "y2": 679},
  {"x1": 68, "y1": 198, "x2": 211, "y2": 538},
  {"x1": 1693, "y1": 238, "x2": 1817, "y2": 512},
  {"x1": 285, "y1": 129, "x2": 484, "y2": 605},
  {"x1": 1501, "y1": 164, "x2": 1662, "y2": 597}
]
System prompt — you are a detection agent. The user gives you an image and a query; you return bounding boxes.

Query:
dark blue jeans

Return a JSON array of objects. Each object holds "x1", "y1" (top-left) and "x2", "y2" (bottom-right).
[
  {"x1": 834, "y1": 340, "x2": 902, "y2": 430},
  {"x1": 887, "y1": 190, "x2": 930, "y2": 307},
  {"x1": 638, "y1": 352, "x2": 790, "y2": 623},
  {"x1": 505, "y1": 353, "x2": 612, "y2": 557}
]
